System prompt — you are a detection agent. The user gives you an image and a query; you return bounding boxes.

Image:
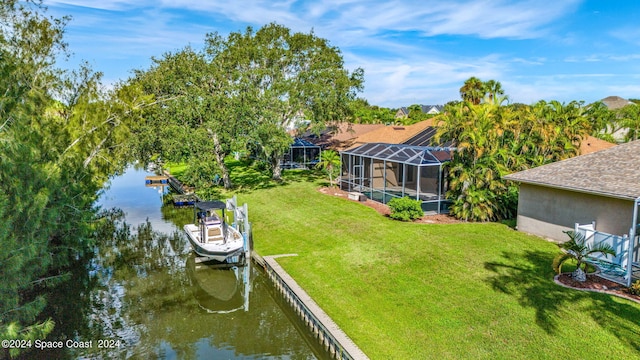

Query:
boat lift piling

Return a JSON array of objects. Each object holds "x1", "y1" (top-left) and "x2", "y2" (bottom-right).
[{"x1": 226, "y1": 195, "x2": 252, "y2": 265}]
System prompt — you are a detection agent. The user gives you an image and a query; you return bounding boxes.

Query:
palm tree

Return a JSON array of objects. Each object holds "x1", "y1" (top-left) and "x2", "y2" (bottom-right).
[
  {"x1": 585, "y1": 101, "x2": 616, "y2": 140},
  {"x1": 437, "y1": 102, "x2": 511, "y2": 221},
  {"x1": 619, "y1": 104, "x2": 640, "y2": 141},
  {"x1": 315, "y1": 150, "x2": 341, "y2": 187},
  {"x1": 552, "y1": 230, "x2": 616, "y2": 282},
  {"x1": 483, "y1": 79, "x2": 506, "y2": 105},
  {"x1": 459, "y1": 77, "x2": 486, "y2": 105}
]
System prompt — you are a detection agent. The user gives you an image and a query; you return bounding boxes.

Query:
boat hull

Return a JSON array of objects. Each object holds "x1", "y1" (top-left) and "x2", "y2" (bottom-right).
[{"x1": 184, "y1": 224, "x2": 245, "y2": 263}]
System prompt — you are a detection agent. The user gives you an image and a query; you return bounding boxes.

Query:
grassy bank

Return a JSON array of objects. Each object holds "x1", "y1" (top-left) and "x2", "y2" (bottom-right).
[{"x1": 234, "y1": 176, "x2": 640, "y2": 359}]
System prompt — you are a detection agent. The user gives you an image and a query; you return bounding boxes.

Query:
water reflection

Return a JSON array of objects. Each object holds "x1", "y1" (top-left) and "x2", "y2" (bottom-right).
[
  {"x1": 99, "y1": 167, "x2": 176, "y2": 234},
  {"x1": 186, "y1": 255, "x2": 250, "y2": 314},
  {"x1": 32, "y1": 167, "x2": 322, "y2": 359}
]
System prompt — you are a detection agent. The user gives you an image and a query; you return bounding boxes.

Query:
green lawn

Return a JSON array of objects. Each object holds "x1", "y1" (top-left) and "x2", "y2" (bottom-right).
[
  {"x1": 233, "y1": 176, "x2": 640, "y2": 359},
  {"x1": 164, "y1": 161, "x2": 188, "y2": 178}
]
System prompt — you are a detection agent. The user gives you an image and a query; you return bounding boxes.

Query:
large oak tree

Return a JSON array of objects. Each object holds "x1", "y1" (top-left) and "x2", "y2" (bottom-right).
[{"x1": 132, "y1": 23, "x2": 363, "y2": 187}]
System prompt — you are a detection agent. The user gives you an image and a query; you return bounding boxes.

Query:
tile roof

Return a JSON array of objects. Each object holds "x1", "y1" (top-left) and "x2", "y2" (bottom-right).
[
  {"x1": 579, "y1": 135, "x2": 616, "y2": 155},
  {"x1": 348, "y1": 118, "x2": 438, "y2": 149},
  {"x1": 504, "y1": 139, "x2": 640, "y2": 200},
  {"x1": 327, "y1": 123, "x2": 385, "y2": 143},
  {"x1": 323, "y1": 123, "x2": 385, "y2": 150},
  {"x1": 299, "y1": 122, "x2": 385, "y2": 150}
]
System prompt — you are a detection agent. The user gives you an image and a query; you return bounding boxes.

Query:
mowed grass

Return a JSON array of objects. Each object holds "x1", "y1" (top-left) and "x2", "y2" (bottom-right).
[
  {"x1": 165, "y1": 161, "x2": 189, "y2": 178},
  {"x1": 236, "y1": 177, "x2": 640, "y2": 359}
]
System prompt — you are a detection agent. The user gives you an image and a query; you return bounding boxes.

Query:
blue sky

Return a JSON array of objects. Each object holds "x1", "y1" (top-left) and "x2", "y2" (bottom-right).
[{"x1": 43, "y1": 0, "x2": 640, "y2": 108}]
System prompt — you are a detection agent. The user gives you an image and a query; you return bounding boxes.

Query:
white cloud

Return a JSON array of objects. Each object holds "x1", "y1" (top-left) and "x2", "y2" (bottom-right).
[
  {"x1": 610, "y1": 26, "x2": 640, "y2": 46},
  {"x1": 45, "y1": 0, "x2": 640, "y2": 108},
  {"x1": 349, "y1": 51, "x2": 507, "y2": 106},
  {"x1": 46, "y1": 0, "x2": 581, "y2": 40},
  {"x1": 44, "y1": 0, "x2": 132, "y2": 11}
]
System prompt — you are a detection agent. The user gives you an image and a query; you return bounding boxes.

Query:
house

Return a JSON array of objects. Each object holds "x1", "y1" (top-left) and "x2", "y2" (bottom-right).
[
  {"x1": 505, "y1": 140, "x2": 640, "y2": 285},
  {"x1": 301, "y1": 122, "x2": 386, "y2": 151},
  {"x1": 395, "y1": 105, "x2": 444, "y2": 119},
  {"x1": 601, "y1": 95, "x2": 635, "y2": 110},
  {"x1": 579, "y1": 135, "x2": 616, "y2": 155},
  {"x1": 284, "y1": 122, "x2": 385, "y2": 169},
  {"x1": 600, "y1": 96, "x2": 636, "y2": 142},
  {"x1": 348, "y1": 118, "x2": 440, "y2": 149},
  {"x1": 281, "y1": 138, "x2": 322, "y2": 169},
  {"x1": 339, "y1": 119, "x2": 453, "y2": 214},
  {"x1": 504, "y1": 140, "x2": 639, "y2": 241}
]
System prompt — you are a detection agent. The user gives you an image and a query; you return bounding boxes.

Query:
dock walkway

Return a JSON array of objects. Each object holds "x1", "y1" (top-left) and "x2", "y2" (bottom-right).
[{"x1": 162, "y1": 170, "x2": 196, "y2": 195}]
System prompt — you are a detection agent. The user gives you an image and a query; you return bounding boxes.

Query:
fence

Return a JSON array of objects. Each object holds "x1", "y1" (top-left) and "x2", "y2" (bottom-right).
[{"x1": 575, "y1": 223, "x2": 639, "y2": 285}]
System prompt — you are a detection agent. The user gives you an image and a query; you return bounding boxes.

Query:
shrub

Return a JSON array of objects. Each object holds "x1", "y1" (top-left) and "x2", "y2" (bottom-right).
[
  {"x1": 388, "y1": 197, "x2": 423, "y2": 221},
  {"x1": 630, "y1": 280, "x2": 640, "y2": 296}
]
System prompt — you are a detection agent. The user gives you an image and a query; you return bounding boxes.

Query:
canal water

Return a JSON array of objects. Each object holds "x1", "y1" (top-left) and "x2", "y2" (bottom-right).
[{"x1": 34, "y1": 166, "x2": 327, "y2": 359}]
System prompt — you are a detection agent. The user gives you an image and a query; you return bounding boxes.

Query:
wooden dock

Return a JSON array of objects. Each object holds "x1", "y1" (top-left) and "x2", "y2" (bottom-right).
[
  {"x1": 161, "y1": 170, "x2": 196, "y2": 195},
  {"x1": 173, "y1": 194, "x2": 198, "y2": 206},
  {"x1": 144, "y1": 175, "x2": 169, "y2": 186}
]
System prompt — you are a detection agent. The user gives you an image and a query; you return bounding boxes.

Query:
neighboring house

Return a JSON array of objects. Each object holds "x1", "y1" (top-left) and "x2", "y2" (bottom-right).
[
  {"x1": 395, "y1": 105, "x2": 444, "y2": 118},
  {"x1": 579, "y1": 135, "x2": 616, "y2": 155},
  {"x1": 504, "y1": 140, "x2": 640, "y2": 245},
  {"x1": 600, "y1": 96, "x2": 636, "y2": 141},
  {"x1": 601, "y1": 95, "x2": 635, "y2": 110},
  {"x1": 339, "y1": 119, "x2": 453, "y2": 214},
  {"x1": 395, "y1": 107, "x2": 409, "y2": 118},
  {"x1": 301, "y1": 122, "x2": 386, "y2": 151},
  {"x1": 285, "y1": 122, "x2": 386, "y2": 168},
  {"x1": 281, "y1": 137, "x2": 322, "y2": 169},
  {"x1": 422, "y1": 104, "x2": 445, "y2": 114},
  {"x1": 348, "y1": 118, "x2": 439, "y2": 149}
]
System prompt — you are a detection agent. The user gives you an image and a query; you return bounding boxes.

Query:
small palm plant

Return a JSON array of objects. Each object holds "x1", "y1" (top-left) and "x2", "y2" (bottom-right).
[
  {"x1": 552, "y1": 230, "x2": 616, "y2": 282},
  {"x1": 315, "y1": 150, "x2": 341, "y2": 188}
]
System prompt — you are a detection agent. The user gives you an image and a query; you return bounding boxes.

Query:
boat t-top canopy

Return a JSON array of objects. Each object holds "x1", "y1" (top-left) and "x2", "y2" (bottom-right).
[{"x1": 196, "y1": 201, "x2": 226, "y2": 212}]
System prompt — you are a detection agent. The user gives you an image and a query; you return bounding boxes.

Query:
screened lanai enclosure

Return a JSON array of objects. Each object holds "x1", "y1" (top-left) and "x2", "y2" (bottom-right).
[
  {"x1": 281, "y1": 138, "x2": 322, "y2": 169},
  {"x1": 340, "y1": 143, "x2": 453, "y2": 214}
]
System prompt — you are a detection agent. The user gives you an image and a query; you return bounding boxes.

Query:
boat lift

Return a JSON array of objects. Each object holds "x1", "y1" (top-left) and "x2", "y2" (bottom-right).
[
  {"x1": 226, "y1": 195, "x2": 252, "y2": 265},
  {"x1": 193, "y1": 195, "x2": 251, "y2": 266}
]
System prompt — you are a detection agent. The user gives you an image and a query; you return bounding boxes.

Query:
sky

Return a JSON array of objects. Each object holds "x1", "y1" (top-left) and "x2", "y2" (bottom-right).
[{"x1": 42, "y1": 0, "x2": 640, "y2": 108}]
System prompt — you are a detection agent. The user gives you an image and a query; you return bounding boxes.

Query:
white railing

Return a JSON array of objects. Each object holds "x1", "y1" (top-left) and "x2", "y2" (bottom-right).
[{"x1": 575, "y1": 223, "x2": 631, "y2": 283}]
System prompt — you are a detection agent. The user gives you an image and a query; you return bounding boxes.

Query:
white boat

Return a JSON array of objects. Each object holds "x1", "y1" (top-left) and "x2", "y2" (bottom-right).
[{"x1": 184, "y1": 200, "x2": 245, "y2": 263}]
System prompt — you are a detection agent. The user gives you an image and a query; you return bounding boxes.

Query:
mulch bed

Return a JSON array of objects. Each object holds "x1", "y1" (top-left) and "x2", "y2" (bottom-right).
[
  {"x1": 555, "y1": 273, "x2": 640, "y2": 303},
  {"x1": 317, "y1": 186, "x2": 460, "y2": 223}
]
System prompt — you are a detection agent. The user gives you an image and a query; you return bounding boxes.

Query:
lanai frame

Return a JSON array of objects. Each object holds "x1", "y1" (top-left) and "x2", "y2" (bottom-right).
[
  {"x1": 282, "y1": 138, "x2": 322, "y2": 169},
  {"x1": 340, "y1": 143, "x2": 453, "y2": 214}
]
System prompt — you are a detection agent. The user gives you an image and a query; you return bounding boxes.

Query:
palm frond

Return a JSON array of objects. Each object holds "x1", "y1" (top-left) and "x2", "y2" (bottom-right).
[{"x1": 552, "y1": 252, "x2": 573, "y2": 274}]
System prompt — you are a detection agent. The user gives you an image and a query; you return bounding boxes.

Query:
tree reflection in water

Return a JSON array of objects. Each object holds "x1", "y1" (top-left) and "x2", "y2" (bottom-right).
[{"x1": 36, "y1": 209, "x2": 320, "y2": 359}]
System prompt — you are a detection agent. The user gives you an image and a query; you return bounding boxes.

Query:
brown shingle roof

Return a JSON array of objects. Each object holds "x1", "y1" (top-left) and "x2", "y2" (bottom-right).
[
  {"x1": 504, "y1": 139, "x2": 640, "y2": 200},
  {"x1": 348, "y1": 118, "x2": 438, "y2": 149},
  {"x1": 601, "y1": 96, "x2": 634, "y2": 110}
]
